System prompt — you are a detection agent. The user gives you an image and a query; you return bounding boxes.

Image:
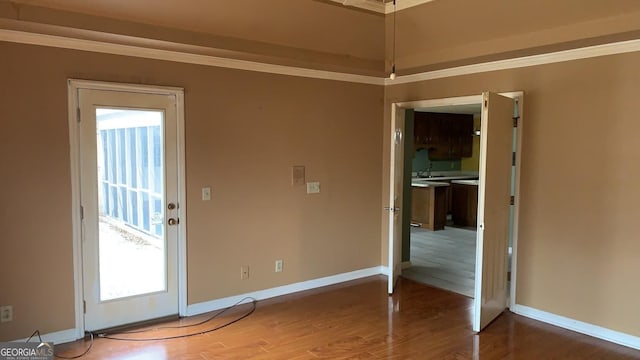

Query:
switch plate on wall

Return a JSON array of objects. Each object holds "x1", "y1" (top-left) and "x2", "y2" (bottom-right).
[
  {"x1": 202, "y1": 186, "x2": 211, "y2": 201},
  {"x1": 275, "y1": 260, "x2": 283, "y2": 273},
  {"x1": 306, "y1": 182, "x2": 320, "y2": 194}
]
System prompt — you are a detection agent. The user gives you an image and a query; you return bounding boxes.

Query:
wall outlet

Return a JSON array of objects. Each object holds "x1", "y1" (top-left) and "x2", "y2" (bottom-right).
[
  {"x1": 240, "y1": 265, "x2": 249, "y2": 280},
  {"x1": 0, "y1": 305, "x2": 13, "y2": 323},
  {"x1": 275, "y1": 260, "x2": 283, "y2": 273}
]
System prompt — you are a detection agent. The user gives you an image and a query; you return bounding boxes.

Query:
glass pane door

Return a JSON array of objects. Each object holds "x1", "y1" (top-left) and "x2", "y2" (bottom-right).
[{"x1": 95, "y1": 108, "x2": 166, "y2": 301}]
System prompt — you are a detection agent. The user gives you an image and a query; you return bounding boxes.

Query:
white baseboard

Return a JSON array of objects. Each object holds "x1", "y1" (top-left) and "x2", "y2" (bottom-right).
[
  {"x1": 511, "y1": 304, "x2": 640, "y2": 351},
  {"x1": 186, "y1": 266, "x2": 385, "y2": 317},
  {"x1": 13, "y1": 328, "x2": 78, "y2": 345},
  {"x1": 380, "y1": 265, "x2": 389, "y2": 276},
  {"x1": 401, "y1": 261, "x2": 412, "y2": 270}
]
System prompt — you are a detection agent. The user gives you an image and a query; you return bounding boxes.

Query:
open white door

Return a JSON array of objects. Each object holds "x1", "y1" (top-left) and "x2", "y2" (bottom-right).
[
  {"x1": 473, "y1": 92, "x2": 514, "y2": 332},
  {"x1": 387, "y1": 105, "x2": 404, "y2": 294}
]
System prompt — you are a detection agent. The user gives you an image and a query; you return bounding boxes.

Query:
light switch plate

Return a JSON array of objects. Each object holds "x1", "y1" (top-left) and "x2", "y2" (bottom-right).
[
  {"x1": 292, "y1": 166, "x2": 305, "y2": 186},
  {"x1": 306, "y1": 182, "x2": 320, "y2": 194},
  {"x1": 202, "y1": 186, "x2": 211, "y2": 201}
]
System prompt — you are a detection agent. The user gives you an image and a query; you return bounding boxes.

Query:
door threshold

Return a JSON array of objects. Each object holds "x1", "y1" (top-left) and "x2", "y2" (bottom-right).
[{"x1": 92, "y1": 314, "x2": 180, "y2": 334}]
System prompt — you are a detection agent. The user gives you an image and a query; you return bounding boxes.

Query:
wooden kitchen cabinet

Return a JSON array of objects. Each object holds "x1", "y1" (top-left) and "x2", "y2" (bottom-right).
[
  {"x1": 451, "y1": 183, "x2": 478, "y2": 227},
  {"x1": 411, "y1": 185, "x2": 448, "y2": 231},
  {"x1": 414, "y1": 112, "x2": 473, "y2": 159}
]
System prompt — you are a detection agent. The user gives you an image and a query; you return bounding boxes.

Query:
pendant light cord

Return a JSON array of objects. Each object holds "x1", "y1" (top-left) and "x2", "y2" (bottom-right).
[
  {"x1": 393, "y1": 0, "x2": 397, "y2": 65},
  {"x1": 392, "y1": 0, "x2": 397, "y2": 76}
]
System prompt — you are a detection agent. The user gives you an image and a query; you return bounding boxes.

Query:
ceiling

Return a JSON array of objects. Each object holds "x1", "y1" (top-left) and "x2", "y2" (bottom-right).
[{"x1": 6, "y1": 0, "x2": 386, "y2": 64}]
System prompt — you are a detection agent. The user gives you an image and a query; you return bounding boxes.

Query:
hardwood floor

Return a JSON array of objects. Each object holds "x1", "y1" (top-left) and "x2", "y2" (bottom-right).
[
  {"x1": 403, "y1": 226, "x2": 476, "y2": 297},
  {"x1": 55, "y1": 276, "x2": 640, "y2": 359}
]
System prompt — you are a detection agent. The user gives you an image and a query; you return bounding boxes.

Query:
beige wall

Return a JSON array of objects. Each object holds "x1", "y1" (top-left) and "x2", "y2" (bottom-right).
[
  {"x1": 383, "y1": 51, "x2": 640, "y2": 337},
  {"x1": 392, "y1": 0, "x2": 640, "y2": 73},
  {"x1": 0, "y1": 41, "x2": 383, "y2": 340}
]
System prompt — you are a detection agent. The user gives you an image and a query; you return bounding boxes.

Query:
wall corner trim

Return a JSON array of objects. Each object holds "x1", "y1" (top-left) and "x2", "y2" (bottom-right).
[
  {"x1": 13, "y1": 328, "x2": 78, "y2": 345},
  {"x1": 186, "y1": 266, "x2": 386, "y2": 317},
  {"x1": 511, "y1": 304, "x2": 640, "y2": 351}
]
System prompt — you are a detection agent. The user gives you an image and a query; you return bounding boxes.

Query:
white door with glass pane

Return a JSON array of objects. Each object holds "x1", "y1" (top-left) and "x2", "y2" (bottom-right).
[{"x1": 78, "y1": 86, "x2": 181, "y2": 331}]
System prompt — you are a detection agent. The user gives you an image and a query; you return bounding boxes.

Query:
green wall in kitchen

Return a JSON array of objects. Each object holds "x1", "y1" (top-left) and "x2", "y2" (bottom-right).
[{"x1": 412, "y1": 149, "x2": 461, "y2": 172}]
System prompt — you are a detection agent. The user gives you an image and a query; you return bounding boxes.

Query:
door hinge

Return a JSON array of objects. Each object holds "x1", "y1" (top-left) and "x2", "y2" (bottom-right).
[
  {"x1": 512, "y1": 152, "x2": 516, "y2": 166},
  {"x1": 80, "y1": 205, "x2": 84, "y2": 220},
  {"x1": 77, "y1": 107, "x2": 81, "y2": 123},
  {"x1": 510, "y1": 196, "x2": 515, "y2": 206},
  {"x1": 513, "y1": 116, "x2": 519, "y2": 127},
  {"x1": 83, "y1": 300, "x2": 86, "y2": 314}
]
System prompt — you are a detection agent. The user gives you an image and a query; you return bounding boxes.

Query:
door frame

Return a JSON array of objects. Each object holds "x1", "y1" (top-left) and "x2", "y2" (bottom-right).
[
  {"x1": 386, "y1": 91, "x2": 523, "y2": 311},
  {"x1": 67, "y1": 79, "x2": 187, "y2": 338}
]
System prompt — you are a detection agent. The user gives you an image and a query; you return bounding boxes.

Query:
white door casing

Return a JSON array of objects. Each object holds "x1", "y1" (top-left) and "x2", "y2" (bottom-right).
[
  {"x1": 68, "y1": 80, "x2": 186, "y2": 333},
  {"x1": 388, "y1": 105, "x2": 405, "y2": 294},
  {"x1": 472, "y1": 92, "x2": 515, "y2": 332}
]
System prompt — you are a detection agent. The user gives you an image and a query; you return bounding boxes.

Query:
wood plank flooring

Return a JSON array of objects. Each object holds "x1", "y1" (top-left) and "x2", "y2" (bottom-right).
[
  {"x1": 403, "y1": 226, "x2": 477, "y2": 297},
  {"x1": 55, "y1": 276, "x2": 640, "y2": 359}
]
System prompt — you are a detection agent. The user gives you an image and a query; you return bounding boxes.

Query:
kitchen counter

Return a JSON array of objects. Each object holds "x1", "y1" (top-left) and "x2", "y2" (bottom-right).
[
  {"x1": 451, "y1": 179, "x2": 479, "y2": 186},
  {"x1": 411, "y1": 180, "x2": 450, "y2": 188}
]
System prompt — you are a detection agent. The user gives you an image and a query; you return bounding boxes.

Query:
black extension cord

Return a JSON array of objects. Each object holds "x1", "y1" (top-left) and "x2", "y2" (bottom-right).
[{"x1": 25, "y1": 297, "x2": 257, "y2": 358}]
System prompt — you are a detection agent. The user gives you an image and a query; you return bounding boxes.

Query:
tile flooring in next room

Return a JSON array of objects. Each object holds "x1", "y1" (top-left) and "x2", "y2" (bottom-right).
[{"x1": 402, "y1": 226, "x2": 477, "y2": 297}]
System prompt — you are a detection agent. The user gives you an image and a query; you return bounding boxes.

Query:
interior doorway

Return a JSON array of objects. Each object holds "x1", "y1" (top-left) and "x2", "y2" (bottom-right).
[
  {"x1": 404, "y1": 104, "x2": 483, "y2": 298},
  {"x1": 68, "y1": 80, "x2": 186, "y2": 333},
  {"x1": 387, "y1": 92, "x2": 523, "y2": 332}
]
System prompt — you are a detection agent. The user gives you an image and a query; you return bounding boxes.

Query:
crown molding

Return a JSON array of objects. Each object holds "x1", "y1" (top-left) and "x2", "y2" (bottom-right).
[
  {"x1": 384, "y1": 37, "x2": 640, "y2": 85},
  {"x1": 2, "y1": 23, "x2": 640, "y2": 87},
  {"x1": 0, "y1": 26, "x2": 384, "y2": 85}
]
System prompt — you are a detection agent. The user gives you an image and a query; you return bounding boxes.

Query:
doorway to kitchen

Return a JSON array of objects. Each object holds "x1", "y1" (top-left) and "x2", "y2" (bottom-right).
[
  {"x1": 68, "y1": 80, "x2": 187, "y2": 334},
  {"x1": 387, "y1": 92, "x2": 523, "y2": 332},
  {"x1": 403, "y1": 104, "x2": 483, "y2": 298}
]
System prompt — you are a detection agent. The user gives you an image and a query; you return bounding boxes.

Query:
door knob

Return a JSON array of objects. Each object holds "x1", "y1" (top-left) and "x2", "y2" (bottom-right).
[{"x1": 168, "y1": 218, "x2": 179, "y2": 226}]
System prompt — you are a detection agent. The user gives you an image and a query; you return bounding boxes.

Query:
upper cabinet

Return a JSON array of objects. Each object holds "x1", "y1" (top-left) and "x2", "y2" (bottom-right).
[{"x1": 414, "y1": 112, "x2": 474, "y2": 159}]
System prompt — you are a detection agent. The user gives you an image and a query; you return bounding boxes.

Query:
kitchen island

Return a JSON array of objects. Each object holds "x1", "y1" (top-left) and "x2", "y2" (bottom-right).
[
  {"x1": 411, "y1": 180, "x2": 449, "y2": 231},
  {"x1": 451, "y1": 179, "x2": 479, "y2": 227}
]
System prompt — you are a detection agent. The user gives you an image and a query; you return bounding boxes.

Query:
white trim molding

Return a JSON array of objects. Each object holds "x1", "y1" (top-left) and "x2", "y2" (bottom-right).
[
  {"x1": 186, "y1": 266, "x2": 385, "y2": 317},
  {"x1": 3, "y1": 29, "x2": 640, "y2": 87},
  {"x1": 385, "y1": 38, "x2": 640, "y2": 85},
  {"x1": 512, "y1": 304, "x2": 640, "y2": 351},
  {"x1": 13, "y1": 328, "x2": 78, "y2": 345},
  {"x1": 0, "y1": 29, "x2": 383, "y2": 86}
]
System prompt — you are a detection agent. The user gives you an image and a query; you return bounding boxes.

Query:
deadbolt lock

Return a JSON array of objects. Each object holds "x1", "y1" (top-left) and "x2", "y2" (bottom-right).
[{"x1": 167, "y1": 203, "x2": 177, "y2": 210}]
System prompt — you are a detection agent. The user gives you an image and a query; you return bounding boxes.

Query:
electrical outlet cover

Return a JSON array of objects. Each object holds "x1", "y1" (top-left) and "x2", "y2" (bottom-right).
[{"x1": 0, "y1": 305, "x2": 13, "y2": 323}]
